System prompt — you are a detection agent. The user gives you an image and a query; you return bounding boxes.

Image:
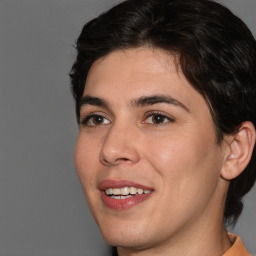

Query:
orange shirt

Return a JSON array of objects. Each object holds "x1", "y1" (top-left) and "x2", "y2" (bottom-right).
[{"x1": 224, "y1": 234, "x2": 251, "y2": 256}]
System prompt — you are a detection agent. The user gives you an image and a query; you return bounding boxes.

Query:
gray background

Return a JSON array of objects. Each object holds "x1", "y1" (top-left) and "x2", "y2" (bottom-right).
[{"x1": 0, "y1": 0, "x2": 255, "y2": 255}]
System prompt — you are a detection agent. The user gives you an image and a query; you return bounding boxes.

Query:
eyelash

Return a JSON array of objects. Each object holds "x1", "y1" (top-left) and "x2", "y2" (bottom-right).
[
  {"x1": 80, "y1": 111, "x2": 175, "y2": 127},
  {"x1": 80, "y1": 113, "x2": 110, "y2": 127},
  {"x1": 143, "y1": 111, "x2": 175, "y2": 125}
]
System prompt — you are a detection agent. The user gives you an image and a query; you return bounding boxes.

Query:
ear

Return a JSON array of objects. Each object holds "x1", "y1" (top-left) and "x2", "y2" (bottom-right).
[{"x1": 221, "y1": 121, "x2": 256, "y2": 180}]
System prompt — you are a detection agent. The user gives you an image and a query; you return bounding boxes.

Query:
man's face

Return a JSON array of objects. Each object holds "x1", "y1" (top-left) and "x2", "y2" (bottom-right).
[{"x1": 75, "y1": 48, "x2": 228, "y2": 250}]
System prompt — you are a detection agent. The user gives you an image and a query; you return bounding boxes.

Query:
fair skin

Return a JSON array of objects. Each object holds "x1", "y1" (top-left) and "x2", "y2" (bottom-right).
[{"x1": 75, "y1": 48, "x2": 255, "y2": 256}]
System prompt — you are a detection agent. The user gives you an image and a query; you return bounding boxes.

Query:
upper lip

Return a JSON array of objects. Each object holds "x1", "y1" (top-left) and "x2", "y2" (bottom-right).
[{"x1": 98, "y1": 179, "x2": 154, "y2": 191}]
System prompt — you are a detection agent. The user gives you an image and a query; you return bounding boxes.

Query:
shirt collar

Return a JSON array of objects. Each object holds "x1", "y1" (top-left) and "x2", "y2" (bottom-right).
[{"x1": 223, "y1": 233, "x2": 251, "y2": 256}]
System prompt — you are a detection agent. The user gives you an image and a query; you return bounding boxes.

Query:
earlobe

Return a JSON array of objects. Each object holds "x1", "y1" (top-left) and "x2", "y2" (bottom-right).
[{"x1": 221, "y1": 121, "x2": 256, "y2": 180}]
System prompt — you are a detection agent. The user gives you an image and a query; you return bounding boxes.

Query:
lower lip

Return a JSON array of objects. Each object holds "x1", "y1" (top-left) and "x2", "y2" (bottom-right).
[{"x1": 100, "y1": 191, "x2": 153, "y2": 210}]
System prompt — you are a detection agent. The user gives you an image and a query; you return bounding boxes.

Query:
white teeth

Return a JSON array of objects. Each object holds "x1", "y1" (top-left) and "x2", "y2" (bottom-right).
[
  {"x1": 120, "y1": 187, "x2": 129, "y2": 195},
  {"x1": 105, "y1": 188, "x2": 113, "y2": 195},
  {"x1": 130, "y1": 187, "x2": 137, "y2": 194},
  {"x1": 137, "y1": 188, "x2": 143, "y2": 194},
  {"x1": 105, "y1": 187, "x2": 152, "y2": 196},
  {"x1": 120, "y1": 195, "x2": 133, "y2": 199},
  {"x1": 108, "y1": 195, "x2": 134, "y2": 199},
  {"x1": 112, "y1": 188, "x2": 121, "y2": 195}
]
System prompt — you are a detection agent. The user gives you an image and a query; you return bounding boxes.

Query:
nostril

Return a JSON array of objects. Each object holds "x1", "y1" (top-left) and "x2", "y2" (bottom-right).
[
  {"x1": 100, "y1": 157, "x2": 130, "y2": 166},
  {"x1": 115, "y1": 158, "x2": 130, "y2": 164},
  {"x1": 100, "y1": 158, "x2": 111, "y2": 166},
  {"x1": 118, "y1": 158, "x2": 130, "y2": 161}
]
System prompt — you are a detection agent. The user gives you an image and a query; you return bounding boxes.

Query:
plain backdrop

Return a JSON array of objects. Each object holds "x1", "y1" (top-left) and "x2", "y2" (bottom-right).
[{"x1": 0, "y1": 0, "x2": 255, "y2": 255}]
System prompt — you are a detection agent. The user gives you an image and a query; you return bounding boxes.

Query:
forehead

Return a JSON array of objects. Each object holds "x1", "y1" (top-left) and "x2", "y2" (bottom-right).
[
  {"x1": 86, "y1": 48, "x2": 182, "y2": 91},
  {"x1": 89, "y1": 47, "x2": 178, "y2": 75},
  {"x1": 83, "y1": 48, "x2": 208, "y2": 113}
]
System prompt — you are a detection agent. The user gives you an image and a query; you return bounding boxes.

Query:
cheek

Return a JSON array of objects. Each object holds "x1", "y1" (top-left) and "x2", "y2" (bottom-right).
[
  {"x1": 144, "y1": 134, "x2": 222, "y2": 228},
  {"x1": 145, "y1": 128, "x2": 221, "y2": 196},
  {"x1": 151, "y1": 124, "x2": 217, "y2": 170},
  {"x1": 145, "y1": 133, "x2": 203, "y2": 175},
  {"x1": 74, "y1": 134, "x2": 104, "y2": 218},
  {"x1": 74, "y1": 133, "x2": 100, "y2": 189}
]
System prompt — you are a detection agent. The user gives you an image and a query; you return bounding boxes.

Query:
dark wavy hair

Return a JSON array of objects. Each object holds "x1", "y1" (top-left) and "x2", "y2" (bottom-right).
[{"x1": 70, "y1": 0, "x2": 256, "y2": 224}]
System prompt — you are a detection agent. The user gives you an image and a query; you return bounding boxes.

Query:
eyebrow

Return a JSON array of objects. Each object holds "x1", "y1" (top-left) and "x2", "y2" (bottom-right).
[
  {"x1": 80, "y1": 95, "x2": 109, "y2": 109},
  {"x1": 80, "y1": 94, "x2": 189, "y2": 112},
  {"x1": 131, "y1": 95, "x2": 189, "y2": 112}
]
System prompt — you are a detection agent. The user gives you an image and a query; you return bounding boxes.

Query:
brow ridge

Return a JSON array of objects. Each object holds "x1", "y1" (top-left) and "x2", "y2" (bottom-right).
[
  {"x1": 80, "y1": 94, "x2": 189, "y2": 112},
  {"x1": 131, "y1": 94, "x2": 189, "y2": 112},
  {"x1": 80, "y1": 95, "x2": 109, "y2": 109}
]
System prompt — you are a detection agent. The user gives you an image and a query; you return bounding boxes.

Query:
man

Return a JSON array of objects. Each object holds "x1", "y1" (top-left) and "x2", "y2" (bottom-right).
[{"x1": 70, "y1": 0, "x2": 256, "y2": 255}]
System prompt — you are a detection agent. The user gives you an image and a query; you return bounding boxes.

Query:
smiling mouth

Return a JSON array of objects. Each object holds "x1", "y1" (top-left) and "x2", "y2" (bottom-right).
[
  {"x1": 99, "y1": 180, "x2": 154, "y2": 210},
  {"x1": 105, "y1": 187, "x2": 152, "y2": 199}
]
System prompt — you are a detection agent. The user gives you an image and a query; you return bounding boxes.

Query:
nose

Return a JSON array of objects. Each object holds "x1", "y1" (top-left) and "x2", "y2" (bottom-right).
[{"x1": 99, "y1": 122, "x2": 140, "y2": 166}]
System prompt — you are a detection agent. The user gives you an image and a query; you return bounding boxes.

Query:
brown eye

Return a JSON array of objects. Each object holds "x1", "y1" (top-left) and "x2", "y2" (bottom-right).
[
  {"x1": 82, "y1": 114, "x2": 110, "y2": 126},
  {"x1": 151, "y1": 115, "x2": 166, "y2": 124},
  {"x1": 92, "y1": 115, "x2": 104, "y2": 125},
  {"x1": 144, "y1": 113, "x2": 174, "y2": 125}
]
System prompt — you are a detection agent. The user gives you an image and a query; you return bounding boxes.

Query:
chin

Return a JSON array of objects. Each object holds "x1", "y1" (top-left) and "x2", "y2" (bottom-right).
[
  {"x1": 97, "y1": 218, "x2": 154, "y2": 249},
  {"x1": 103, "y1": 232, "x2": 154, "y2": 250}
]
